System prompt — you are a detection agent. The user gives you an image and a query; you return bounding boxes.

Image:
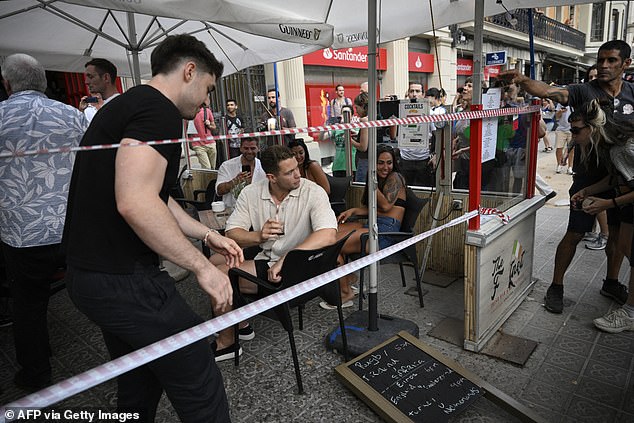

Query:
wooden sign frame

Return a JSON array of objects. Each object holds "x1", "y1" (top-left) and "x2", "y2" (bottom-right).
[{"x1": 335, "y1": 331, "x2": 546, "y2": 423}]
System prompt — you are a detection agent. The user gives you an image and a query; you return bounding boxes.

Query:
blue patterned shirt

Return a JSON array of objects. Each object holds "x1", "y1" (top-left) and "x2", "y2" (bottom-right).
[{"x1": 0, "y1": 90, "x2": 87, "y2": 247}]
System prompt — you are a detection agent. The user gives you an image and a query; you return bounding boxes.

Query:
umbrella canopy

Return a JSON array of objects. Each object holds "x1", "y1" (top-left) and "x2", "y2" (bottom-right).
[
  {"x1": 0, "y1": 0, "x2": 331, "y2": 79},
  {"x1": 1, "y1": 0, "x2": 594, "y2": 80}
]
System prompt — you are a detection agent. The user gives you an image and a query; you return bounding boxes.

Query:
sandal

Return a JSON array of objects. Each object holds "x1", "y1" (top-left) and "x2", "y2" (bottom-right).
[{"x1": 319, "y1": 300, "x2": 354, "y2": 310}]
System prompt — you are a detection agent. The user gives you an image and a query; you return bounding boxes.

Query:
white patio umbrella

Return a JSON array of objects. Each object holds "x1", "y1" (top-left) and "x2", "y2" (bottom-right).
[
  {"x1": 0, "y1": 0, "x2": 332, "y2": 83},
  {"x1": 1, "y1": 0, "x2": 592, "y2": 83}
]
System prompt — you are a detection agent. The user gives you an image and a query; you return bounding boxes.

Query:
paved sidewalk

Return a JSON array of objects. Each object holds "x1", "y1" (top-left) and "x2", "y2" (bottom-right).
[{"x1": 0, "y1": 205, "x2": 632, "y2": 422}]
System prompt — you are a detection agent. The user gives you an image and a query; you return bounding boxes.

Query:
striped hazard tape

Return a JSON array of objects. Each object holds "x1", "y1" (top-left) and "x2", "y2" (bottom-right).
[
  {"x1": 0, "y1": 105, "x2": 540, "y2": 159},
  {"x1": 0, "y1": 210, "x2": 479, "y2": 422}
]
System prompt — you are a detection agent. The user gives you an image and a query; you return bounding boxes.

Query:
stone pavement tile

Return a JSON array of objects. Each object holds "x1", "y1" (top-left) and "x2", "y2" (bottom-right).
[
  {"x1": 558, "y1": 318, "x2": 598, "y2": 343},
  {"x1": 542, "y1": 348, "x2": 587, "y2": 373},
  {"x1": 596, "y1": 331, "x2": 634, "y2": 353},
  {"x1": 621, "y1": 383, "x2": 634, "y2": 415},
  {"x1": 563, "y1": 395, "x2": 618, "y2": 423},
  {"x1": 533, "y1": 362, "x2": 581, "y2": 392},
  {"x1": 518, "y1": 326, "x2": 557, "y2": 347},
  {"x1": 589, "y1": 344, "x2": 634, "y2": 370},
  {"x1": 528, "y1": 311, "x2": 567, "y2": 333},
  {"x1": 520, "y1": 399, "x2": 565, "y2": 422},
  {"x1": 570, "y1": 301, "x2": 610, "y2": 321},
  {"x1": 574, "y1": 377, "x2": 625, "y2": 409},
  {"x1": 582, "y1": 360, "x2": 629, "y2": 389},
  {"x1": 551, "y1": 334, "x2": 594, "y2": 357},
  {"x1": 521, "y1": 379, "x2": 574, "y2": 413}
]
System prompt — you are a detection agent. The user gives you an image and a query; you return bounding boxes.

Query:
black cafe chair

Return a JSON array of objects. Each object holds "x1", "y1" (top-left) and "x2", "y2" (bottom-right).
[
  {"x1": 349, "y1": 188, "x2": 428, "y2": 309},
  {"x1": 228, "y1": 231, "x2": 354, "y2": 394},
  {"x1": 326, "y1": 174, "x2": 352, "y2": 216}
]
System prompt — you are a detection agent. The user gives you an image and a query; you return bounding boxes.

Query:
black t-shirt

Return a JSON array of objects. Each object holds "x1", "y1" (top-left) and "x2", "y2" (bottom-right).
[
  {"x1": 567, "y1": 80, "x2": 634, "y2": 118},
  {"x1": 64, "y1": 85, "x2": 183, "y2": 273}
]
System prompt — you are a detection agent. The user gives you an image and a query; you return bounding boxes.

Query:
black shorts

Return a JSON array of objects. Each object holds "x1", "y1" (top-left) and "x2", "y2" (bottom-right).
[{"x1": 567, "y1": 186, "x2": 614, "y2": 234}]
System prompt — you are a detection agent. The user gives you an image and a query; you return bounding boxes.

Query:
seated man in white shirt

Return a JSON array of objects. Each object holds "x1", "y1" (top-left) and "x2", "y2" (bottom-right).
[
  {"x1": 211, "y1": 145, "x2": 337, "y2": 361},
  {"x1": 215, "y1": 137, "x2": 266, "y2": 208}
]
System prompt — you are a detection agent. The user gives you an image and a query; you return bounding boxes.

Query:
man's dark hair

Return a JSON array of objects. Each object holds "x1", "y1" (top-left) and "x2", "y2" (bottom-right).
[
  {"x1": 240, "y1": 137, "x2": 257, "y2": 146},
  {"x1": 425, "y1": 87, "x2": 441, "y2": 99},
  {"x1": 85, "y1": 58, "x2": 117, "y2": 83},
  {"x1": 226, "y1": 98, "x2": 237, "y2": 105},
  {"x1": 598, "y1": 40, "x2": 631, "y2": 62},
  {"x1": 267, "y1": 88, "x2": 278, "y2": 96},
  {"x1": 151, "y1": 34, "x2": 224, "y2": 79},
  {"x1": 261, "y1": 145, "x2": 294, "y2": 175},
  {"x1": 335, "y1": 84, "x2": 344, "y2": 91}
]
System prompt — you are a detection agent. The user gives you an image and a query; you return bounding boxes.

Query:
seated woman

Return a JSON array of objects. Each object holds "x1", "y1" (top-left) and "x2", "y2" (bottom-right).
[
  {"x1": 288, "y1": 139, "x2": 330, "y2": 195},
  {"x1": 319, "y1": 144, "x2": 406, "y2": 309}
]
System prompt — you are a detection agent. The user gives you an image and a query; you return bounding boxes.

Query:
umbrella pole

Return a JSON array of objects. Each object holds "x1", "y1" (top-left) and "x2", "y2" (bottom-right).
[
  {"x1": 126, "y1": 12, "x2": 142, "y2": 86},
  {"x1": 327, "y1": 0, "x2": 419, "y2": 359}
]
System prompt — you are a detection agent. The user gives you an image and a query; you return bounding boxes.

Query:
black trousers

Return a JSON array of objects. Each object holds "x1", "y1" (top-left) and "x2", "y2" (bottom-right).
[
  {"x1": 1, "y1": 242, "x2": 63, "y2": 383},
  {"x1": 66, "y1": 265, "x2": 230, "y2": 423}
]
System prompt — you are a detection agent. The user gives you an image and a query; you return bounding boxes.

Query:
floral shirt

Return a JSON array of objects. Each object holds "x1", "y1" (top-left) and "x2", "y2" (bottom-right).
[{"x1": 0, "y1": 90, "x2": 87, "y2": 247}]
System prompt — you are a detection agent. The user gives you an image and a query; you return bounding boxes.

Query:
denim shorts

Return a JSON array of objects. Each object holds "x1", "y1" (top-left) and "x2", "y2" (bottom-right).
[{"x1": 364, "y1": 216, "x2": 402, "y2": 249}]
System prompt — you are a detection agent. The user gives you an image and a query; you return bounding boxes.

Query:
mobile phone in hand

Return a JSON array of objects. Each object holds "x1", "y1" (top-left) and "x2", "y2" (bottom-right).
[
  {"x1": 85, "y1": 96, "x2": 99, "y2": 103},
  {"x1": 241, "y1": 165, "x2": 250, "y2": 173}
]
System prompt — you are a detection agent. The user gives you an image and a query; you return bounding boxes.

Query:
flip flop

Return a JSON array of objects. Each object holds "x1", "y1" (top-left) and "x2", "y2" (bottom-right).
[{"x1": 319, "y1": 300, "x2": 354, "y2": 310}]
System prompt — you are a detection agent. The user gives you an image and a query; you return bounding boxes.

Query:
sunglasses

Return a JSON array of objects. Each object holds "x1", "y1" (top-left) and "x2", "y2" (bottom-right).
[{"x1": 570, "y1": 125, "x2": 588, "y2": 135}]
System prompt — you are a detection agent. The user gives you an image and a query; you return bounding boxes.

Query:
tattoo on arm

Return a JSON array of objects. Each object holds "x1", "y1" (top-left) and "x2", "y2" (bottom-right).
[{"x1": 383, "y1": 174, "x2": 403, "y2": 204}]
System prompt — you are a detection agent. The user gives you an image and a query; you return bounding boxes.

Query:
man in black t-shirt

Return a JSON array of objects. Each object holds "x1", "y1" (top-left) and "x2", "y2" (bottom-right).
[
  {"x1": 63, "y1": 35, "x2": 243, "y2": 422},
  {"x1": 224, "y1": 98, "x2": 244, "y2": 159},
  {"x1": 500, "y1": 40, "x2": 633, "y2": 315}
]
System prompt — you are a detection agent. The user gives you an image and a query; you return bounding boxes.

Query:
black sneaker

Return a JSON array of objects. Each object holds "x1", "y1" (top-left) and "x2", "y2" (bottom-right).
[
  {"x1": 238, "y1": 325, "x2": 255, "y2": 341},
  {"x1": 544, "y1": 285, "x2": 564, "y2": 314},
  {"x1": 600, "y1": 281, "x2": 628, "y2": 305},
  {"x1": 211, "y1": 340, "x2": 242, "y2": 363}
]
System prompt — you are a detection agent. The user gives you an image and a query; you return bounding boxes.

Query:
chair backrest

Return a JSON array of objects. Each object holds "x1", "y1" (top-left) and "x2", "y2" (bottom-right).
[
  {"x1": 327, "y1": 174, "x2": 352, "y2": 203},
  {"x1": 204, "y1": 179, "x2": 218, "y2": 205},
  {"x1": 327, "y1": 174, "x2": 352, "y2": 215},
  {"x1": 400, "y1": 188, "x2": 428, "y2": 232},
  {"x1": 280, "y1": 231, "x2": 354, "y2": 305}
]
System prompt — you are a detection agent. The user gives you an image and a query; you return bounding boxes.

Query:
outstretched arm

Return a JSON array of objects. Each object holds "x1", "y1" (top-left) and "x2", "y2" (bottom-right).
[{"x1": 498, "y1": 69, "x2": 570, "y2": 105}]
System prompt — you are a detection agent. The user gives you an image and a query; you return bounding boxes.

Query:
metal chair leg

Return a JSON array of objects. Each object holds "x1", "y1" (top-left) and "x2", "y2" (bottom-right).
[
  {"x1": 287, "y1": 329, "x2": 304, "y2": 394},
  {"x1": 399, "y1": 262, "x2": 407, "y2": 287}
]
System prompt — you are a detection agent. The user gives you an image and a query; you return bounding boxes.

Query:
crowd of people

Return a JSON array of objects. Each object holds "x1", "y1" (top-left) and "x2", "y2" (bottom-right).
[{"x1": 1, "y1": 31, "x2": 633, "y2": 422}]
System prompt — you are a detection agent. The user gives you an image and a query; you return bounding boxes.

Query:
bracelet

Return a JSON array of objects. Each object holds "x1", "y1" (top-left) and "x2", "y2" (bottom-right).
[
  {"x1": 202, "y1": 228, "x2": 218, "y2": 246},
  {"x1": 613, "y1": 198, "x2": 618, "y2": 209}
]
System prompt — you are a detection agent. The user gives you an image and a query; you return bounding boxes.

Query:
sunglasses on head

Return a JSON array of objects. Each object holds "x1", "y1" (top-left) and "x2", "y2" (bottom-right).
[{"x1": 570, "y1": 125, "x2": 588, "y2": 135}]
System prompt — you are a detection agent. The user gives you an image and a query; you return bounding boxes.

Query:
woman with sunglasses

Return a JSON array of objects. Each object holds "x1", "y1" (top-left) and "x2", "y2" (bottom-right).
[
  {"x1": 569, "y1": 100, "x2": 634, "y2": 332},
  {"x1": 319, "y1": 144, "x2": 406, "y2": 309},
  {"x1": 288, "y1": 139, "x2": 330, "y2": 195}
]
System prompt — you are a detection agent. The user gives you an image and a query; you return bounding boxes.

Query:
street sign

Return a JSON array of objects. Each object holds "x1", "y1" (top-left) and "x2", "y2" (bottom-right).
[{"x1": 485, "y1": 51, "x2": 507, "y2": 66}]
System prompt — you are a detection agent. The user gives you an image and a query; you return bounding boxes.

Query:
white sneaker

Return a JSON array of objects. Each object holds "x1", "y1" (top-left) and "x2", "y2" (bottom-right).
[
  {"x1": 567, "y1": 167, "x2": 574, "y2": 175},
  {"x1": 556, "y1": 165, "x2": 564, "y2": 174},
  {"x1": 582, "y1": 232, "x2": 598, "y2": 242},
  {"x1": 593, "y1": 308, "x2": 634, "y2": 333},
  {"x1": 585, "y1": 234, "x2": 608, "y2": 250}
]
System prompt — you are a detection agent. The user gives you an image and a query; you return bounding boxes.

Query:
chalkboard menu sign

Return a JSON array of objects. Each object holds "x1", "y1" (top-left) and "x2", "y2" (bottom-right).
[{"x1": 336, "y1": 332, "x2": 483, "y2": 423}]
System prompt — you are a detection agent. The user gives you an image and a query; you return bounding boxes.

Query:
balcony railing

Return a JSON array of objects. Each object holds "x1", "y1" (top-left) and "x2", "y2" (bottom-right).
[{"x1": 485, "y1": 9, "x2": 585, "y2": 51}]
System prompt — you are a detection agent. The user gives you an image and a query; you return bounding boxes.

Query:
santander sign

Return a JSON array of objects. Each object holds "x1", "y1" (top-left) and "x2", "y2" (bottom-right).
[{"x1": 303, "y1": 47, "x2": 387, "y2": 70}]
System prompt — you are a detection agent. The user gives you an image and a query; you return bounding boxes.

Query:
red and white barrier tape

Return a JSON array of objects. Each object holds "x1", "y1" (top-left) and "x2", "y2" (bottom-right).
[
  {"x1": 479, "y1": 207, "x2": 510, "y2": 224},
  {"x1": 0, "y1": 209, "x2": 479, "y2": 421},
  {"x1": 0, "y1": 106, "x2": 540, "y2": 159}
]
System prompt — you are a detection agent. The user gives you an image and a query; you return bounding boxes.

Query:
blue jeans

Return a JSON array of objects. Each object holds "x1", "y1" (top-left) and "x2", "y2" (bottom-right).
[{"x1": 364, "y1": 216, "x2": 402, "y2": 249}]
